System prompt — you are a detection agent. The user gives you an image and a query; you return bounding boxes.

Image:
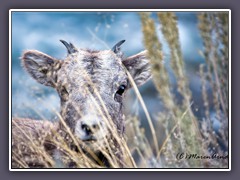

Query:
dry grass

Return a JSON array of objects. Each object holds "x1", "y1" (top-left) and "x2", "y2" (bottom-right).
[
  {"x1": 11, "y1": 12, "x2": 229, "y2": 169},
  {"x1": 135, "y1": 12, "x2": 228, "y2": 168}
]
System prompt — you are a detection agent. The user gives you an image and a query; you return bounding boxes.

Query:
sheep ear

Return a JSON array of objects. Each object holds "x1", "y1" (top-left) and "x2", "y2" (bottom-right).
[
  {"x1": 21, "y1": 50, "x2": 59, "y2": 87},
  {"x1": 122, "y1": 50, "x2": 152, "y2": 86}
]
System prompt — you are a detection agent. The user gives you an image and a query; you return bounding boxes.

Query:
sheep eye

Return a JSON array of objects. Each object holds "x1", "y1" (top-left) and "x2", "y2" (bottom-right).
[
  {"x1": 116, "y1": 85, "x2": 126, "y2": 96},
  {"x1": 62, "y1": 86, "x2": 68, "y2": 94}
]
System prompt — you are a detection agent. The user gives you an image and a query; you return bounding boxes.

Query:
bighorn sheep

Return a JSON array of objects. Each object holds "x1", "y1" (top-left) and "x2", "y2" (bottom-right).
[{"x1": 12, "y1": 40, "x2": 151, "y2": 168}]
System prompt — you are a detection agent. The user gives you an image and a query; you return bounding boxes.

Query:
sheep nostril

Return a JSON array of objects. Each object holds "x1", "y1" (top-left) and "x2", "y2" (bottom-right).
[
  {"x1": 81, "y1": 124, "x2": 92, "y2": 135},
  {"x1": 92, "y1": 124, "x2": 100, "y2": 130}
]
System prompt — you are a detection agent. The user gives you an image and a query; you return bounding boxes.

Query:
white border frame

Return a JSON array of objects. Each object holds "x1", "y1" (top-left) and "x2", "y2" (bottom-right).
[{"x1": 9, "y1": 9, "x2": 231, "y2": 171}]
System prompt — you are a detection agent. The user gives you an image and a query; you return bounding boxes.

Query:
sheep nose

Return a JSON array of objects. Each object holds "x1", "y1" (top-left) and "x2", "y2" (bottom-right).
[{"x1": 81, "y1": 123, "x2": 100, "y2": 136}]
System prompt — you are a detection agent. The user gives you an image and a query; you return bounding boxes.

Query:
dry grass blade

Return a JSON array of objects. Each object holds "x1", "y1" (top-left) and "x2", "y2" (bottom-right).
[{"x1": 126, "y1": 70, "x2": 159, "y2": 155}]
